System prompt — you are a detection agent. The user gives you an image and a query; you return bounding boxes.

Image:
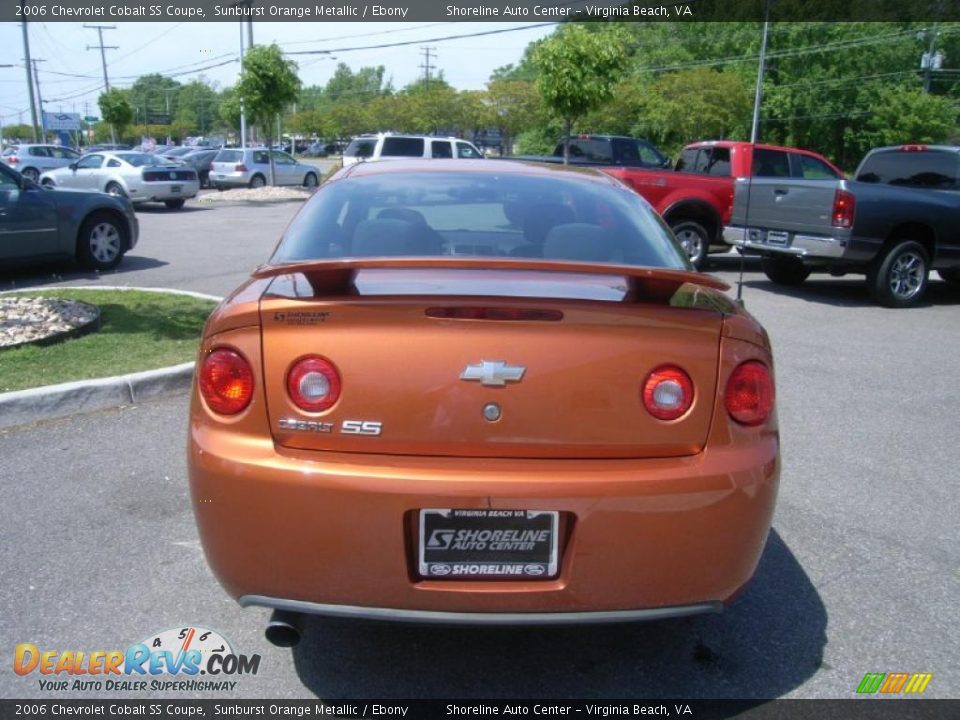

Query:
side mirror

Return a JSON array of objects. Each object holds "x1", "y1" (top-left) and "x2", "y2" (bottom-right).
[{"x1": 68, "y1": 163, "x2": 78, "y2": 171}]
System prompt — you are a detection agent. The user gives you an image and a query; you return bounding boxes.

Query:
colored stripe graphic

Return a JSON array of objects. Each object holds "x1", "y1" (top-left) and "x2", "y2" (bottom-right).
[
  {"x1": 904, "y1": 673, "x2": 933, "y2": 694},
  {"x1": 880, "y1": 672, "x2": 910, "y2": 693},
  {"x1": 857, "y1": 673, "x2": 885, "y2": 694}
]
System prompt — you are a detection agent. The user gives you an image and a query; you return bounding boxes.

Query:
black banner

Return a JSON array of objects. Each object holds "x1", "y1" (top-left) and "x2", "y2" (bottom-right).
[
  {"x1": 1, "y1": 700, "x2": 958, "y2": 720},
  {"x1": 5, "y1": 0, "x2": 960, "y2": 23}
]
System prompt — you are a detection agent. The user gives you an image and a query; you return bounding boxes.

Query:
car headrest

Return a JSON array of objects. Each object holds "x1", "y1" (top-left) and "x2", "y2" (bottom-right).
[
  {"x1": 351, "y1": 218, "x2": 430, "y2": 257},
  {"x1": 377, "y1": 207, "x2": 429, "y2": 226},
  {"x1": 523, "y1": 203, "x2": 576, "y2": 246},
  {"x1": 542, "y1": 223, "x2": 614, "y2": 263}
]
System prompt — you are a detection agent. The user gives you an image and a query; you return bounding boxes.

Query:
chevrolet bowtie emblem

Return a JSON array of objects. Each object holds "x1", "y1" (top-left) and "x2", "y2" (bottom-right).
[{"x1": 460, "y1": 361, "x2": 526, "y2": 387}]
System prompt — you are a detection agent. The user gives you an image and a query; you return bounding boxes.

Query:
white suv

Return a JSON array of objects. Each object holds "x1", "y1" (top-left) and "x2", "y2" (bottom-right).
[{"x1": 342, "y1": 134, "x2": 484, "y2": 166}]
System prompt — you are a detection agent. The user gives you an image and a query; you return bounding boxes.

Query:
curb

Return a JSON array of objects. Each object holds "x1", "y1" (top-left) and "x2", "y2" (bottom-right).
[{"x1": 0, "y1": 286, "x2": 222, "y2": 430}]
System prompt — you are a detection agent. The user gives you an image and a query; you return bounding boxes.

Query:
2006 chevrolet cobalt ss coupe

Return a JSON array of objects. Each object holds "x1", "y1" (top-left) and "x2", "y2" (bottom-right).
[{"x1": 188, "y1": 159, "x2": 779, "y2": 644}]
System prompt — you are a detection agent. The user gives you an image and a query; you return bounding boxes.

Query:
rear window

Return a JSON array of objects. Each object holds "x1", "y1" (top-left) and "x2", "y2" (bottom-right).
[
  {"x1": 753, "y1": 149, "x2": 791, "y2": 177},
  {"x1": 561, "y1": 139, "x2": 613, "y2": 163},
  {"x1": 215, "y1": 150, "x2": 243, "y2": 163},
  {"x1": 856, "y1": 150, "x2": 959, "y2": 189},
  {"x1": 272, "y1": 171, "x2": 688, "y2": 271},
  {"x1": 381, "y1": 137, "x2": 424, "y2": 157},
  {"x1": 344, "y1": 138, "x2": 376, "y2": 159}
]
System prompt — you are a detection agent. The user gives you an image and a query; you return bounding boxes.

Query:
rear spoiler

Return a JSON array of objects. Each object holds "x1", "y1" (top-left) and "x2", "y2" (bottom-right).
[{"x1": 252, "y1": 258, "x2": 730, "y2": 304}]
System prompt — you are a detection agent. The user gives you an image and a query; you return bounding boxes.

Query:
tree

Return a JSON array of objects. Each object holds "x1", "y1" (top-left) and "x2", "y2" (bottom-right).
[
  {"x1": 533, "y1": 25, "x2": 629, "y2": 163},
  {"x1": 98, "y1": 88, "x2": 133, "y2": 143},
  {"x1": 176, "y1": 79, "x2": 219, "y2": 137},
  {"x1": 235, "y1": 43, "x2": 302, "y2": 184},
  {"x1": 483, "y1": 78, "x2": 543, "y2": 155},
  {"x1": 127, "y1": 73, "x2": 181, "y2": 125}
]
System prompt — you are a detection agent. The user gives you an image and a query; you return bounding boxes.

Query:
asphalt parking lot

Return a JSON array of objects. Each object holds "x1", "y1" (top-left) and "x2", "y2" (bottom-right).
[{"x1": 1, "y1": 198, "x2": 958, "y2": 702}]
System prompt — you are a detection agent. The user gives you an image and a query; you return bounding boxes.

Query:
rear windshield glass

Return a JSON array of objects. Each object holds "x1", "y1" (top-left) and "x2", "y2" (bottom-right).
[
  {"x1": 381, "y1": 137, "x2": 425, "y2": 157},
  {"x1": 856, "y1": 150, "x2": 958, "y2": 189},
  {"x1": 344, "y1": 138, "x2": 376, "y2": 158},
  {"x1": 115, "y1": 153, "x2": 161, "y2": 167},
  {"x1": 214, "y1": 150, "x2": 244, "y2": 163},
  {"x1": 272, "y1": 172, "x2": 688, "y2": 271}
]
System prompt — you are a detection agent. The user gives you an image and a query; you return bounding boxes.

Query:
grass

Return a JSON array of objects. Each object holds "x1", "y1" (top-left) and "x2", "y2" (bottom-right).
[{"x1": 0, "y1": 289, "x2": 218, "y2": 393}]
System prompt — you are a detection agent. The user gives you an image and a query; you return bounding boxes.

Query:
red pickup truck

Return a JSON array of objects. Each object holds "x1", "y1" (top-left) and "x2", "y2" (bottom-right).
[{"x1": 530, "y1": 137, "x2": 843, "y2": 269}]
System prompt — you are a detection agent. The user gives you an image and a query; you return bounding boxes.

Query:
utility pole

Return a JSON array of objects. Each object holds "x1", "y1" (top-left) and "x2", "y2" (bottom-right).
[
  {"x1": 84, "y1": 24, "x2": 117, "y2": 143},
  {"x1": 420, "y1": 47, "x2": 436, "y2": 84},
  {"x1": 239, "y1": 22, "x2": 247, "y2": 148},
  {"x1": 20, "y1": 21, "x2": 39, "y2": 142},
  {"x1": 31, "y1": 58, "x2": 46, "y2": 142},
  {"x1": 750, "y1": 3, "x2": 771, "y2": 144},
  {"x1": 921, "y1": 23, "x2": 942, "y2": 93}
]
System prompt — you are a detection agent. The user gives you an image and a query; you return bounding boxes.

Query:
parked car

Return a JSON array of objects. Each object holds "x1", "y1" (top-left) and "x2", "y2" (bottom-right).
[
  {"x1": 159, "y1": 146, "x2": 202, "y2": 164},
  {"x1": 342, "y1": 134, "x2": 485, "y2": 167},
  {"x1": 302, "y1": 141, "x2": 328, "y2": 158},
  {"x1": 1, "y1": 144, "x2": 82, "y2": 183},
  {"x1": 83, "y1": 144, "x2": 132, "y2": 153},
  {"x1": 0, "y1": 161, "x2": 138, "y2": 271},
  {"x1": 514, "y1": 137, "x2": 843, "y2": 269},
  {"x1": 40, "y1": 151, "x2": 199, "y2": 210},
  {"x1": 188, "y1": 158, "x2": 779, "y2": 644},
  {"x1": 180, "y1": 149, "x2": 220, "y2": 189},
  {"x1": 725, "y1": 143, "x2": 960, "y2": 307},
  {"x1": 209, "y1": 148, "x2": 321, "y2": 189}
]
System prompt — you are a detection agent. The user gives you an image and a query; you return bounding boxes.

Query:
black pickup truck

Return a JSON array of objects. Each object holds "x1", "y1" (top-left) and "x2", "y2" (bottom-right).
[{"x1": 724, "y1": 144, "x2": 960, "y2": 307}]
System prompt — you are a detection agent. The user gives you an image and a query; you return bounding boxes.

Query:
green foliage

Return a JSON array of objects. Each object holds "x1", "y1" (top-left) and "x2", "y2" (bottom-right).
[
  {"x1": 2, "y1": 124, "x2": 33, "y2": 142},
  {"x1": 175, "y1": 80, "x2": 219, "y2": 136},
  {"x1": 98, "y1": 89, "x2": 133, "y2": 136},
  {"x1": 533, "y1": 24, "x2": 629, "y2": 162},
  {"x1": 236, "y1": 44, "x2": 302, "y2": 129}
]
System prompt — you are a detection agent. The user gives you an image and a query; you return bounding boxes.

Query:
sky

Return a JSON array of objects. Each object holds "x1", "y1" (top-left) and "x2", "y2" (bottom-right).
[{"x1": 0, "y1": 21, "x2": 557, "y2": 124}]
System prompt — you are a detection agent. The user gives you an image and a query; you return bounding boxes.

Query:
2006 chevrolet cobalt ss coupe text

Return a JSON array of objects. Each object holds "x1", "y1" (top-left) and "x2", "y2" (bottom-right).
[{"x1": 187, "y1": 159, "x2": 779, "y2": 645}]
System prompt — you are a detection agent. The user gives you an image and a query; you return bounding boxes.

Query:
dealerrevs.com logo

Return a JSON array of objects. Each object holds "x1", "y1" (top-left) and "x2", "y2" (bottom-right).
[{"x1": 14, "y1": 626, "x2": 261, "y2": 692}]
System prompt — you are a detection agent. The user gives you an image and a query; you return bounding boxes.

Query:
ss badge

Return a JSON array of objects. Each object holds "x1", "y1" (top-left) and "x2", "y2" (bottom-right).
[{"x1": 340, "y1": 420, "x2": 383, "y2": 436}]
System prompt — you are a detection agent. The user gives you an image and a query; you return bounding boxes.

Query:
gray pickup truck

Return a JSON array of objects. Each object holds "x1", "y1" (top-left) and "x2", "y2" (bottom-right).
[{"x1": 724, "y1": 145, "x2": 960, "y2": 307}]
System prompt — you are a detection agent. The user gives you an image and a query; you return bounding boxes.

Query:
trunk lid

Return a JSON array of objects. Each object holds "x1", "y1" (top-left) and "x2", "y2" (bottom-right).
[{"x1": 257, "y1": 263, "x2": 725, "y2": 459}]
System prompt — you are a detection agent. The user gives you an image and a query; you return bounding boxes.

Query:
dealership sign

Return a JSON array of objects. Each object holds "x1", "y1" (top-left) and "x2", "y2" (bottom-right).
[{"x1": 43, "y1": 112, "x2": 82, "y2": 131}]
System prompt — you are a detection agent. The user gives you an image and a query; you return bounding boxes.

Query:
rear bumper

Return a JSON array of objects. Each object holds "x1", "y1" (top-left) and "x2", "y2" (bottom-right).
[
  {"x1": 128, "y1": 181, "x2": 199, "y2": 203},
  {"x1": 724, "y1": 225, "x2": 847, "y2": 259},
  {"x1": 188, "y1": 424, "x2": 779, "y2": 620}
]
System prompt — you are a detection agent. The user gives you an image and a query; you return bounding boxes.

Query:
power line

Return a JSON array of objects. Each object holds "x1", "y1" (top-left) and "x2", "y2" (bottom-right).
[{"x1": 420, "y1": 47, "x2": 437, "y2": 84}]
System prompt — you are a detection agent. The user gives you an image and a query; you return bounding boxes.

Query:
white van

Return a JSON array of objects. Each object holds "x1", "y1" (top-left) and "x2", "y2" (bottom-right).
[{"x1": 342, "y1": 134, "x2": 484, "y2": 166}]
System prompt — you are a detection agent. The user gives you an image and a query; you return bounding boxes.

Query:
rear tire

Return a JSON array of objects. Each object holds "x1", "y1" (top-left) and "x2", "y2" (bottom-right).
[
  {"x1": 762, "y1": 255, "x2": 811, "y2": 286},
  {"x1": 868, "y1": 240, "x2": 928, "y2": 308},
  {"x1": 164, "y1": 199, "x2": 186, "y2": 210},
  {"x1": 249, "y1": 174, "x2": 266, "y2": 189},
  {"x1": 105, "y1": 182, "x2": 126, "y2": 199},
  {"x1": 77, "y1": 212, "x2": 127, "y2": 271},
  {"x1": 22, "y1": 167, "x2": 40, "y2": 183},
  {"x1": 671, "y1": 220, "x2": 709, "y2": 270},
  {"x1": 303, "y1": 172, "x2": 318, "y2": 188}
]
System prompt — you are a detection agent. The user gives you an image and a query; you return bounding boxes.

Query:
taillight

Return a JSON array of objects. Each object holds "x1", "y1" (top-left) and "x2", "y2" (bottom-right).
[
  {"x1": 831, "y1": 189, "x2": 855, "y2": 228},
  {"x1": 287, "y1": 356, "x2": 341, "y2": 412},
  {"x1": 899, "y1": 144, "x2": 927, "y2": 152},
  {"x1": 642, "y1": 365, "x2": 694, "y2": 421},
  {"x1": 8, "y1": 156, "x2": 19, "y2": 164},
  {"x1": 199, "y1": 348, "x2": 254, "y2": 415},
  {"x1": 725, "y1": 361, "x2": 774, "y2": 426},
  {"x1": 235, "y1": 163, "x2": 247, "y2": 172}
]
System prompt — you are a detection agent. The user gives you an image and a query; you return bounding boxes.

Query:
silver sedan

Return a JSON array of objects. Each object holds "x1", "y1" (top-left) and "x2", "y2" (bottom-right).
[{"x1": 39, "y1": 151, "x2": 199, "y2": 210}]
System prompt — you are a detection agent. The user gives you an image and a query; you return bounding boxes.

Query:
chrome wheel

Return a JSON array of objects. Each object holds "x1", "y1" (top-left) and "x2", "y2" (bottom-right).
[
  {"x1": 887, "y1": 251, "x2": 925, "y2": 301},
  {"x1": 89, "y1": 222, "x2": 121, "y2": 264},
  {"x1": 106, "y1": 183, "x2": 125, "y2": 198},
  {"x1": 671, "y1": 220, "x2": 709, "y2": 269}
]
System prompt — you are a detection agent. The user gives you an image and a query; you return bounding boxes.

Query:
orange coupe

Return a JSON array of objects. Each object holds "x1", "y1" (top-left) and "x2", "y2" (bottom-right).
[{"x1": 187, "y1": 160, "x2": 779, "y2": 645}]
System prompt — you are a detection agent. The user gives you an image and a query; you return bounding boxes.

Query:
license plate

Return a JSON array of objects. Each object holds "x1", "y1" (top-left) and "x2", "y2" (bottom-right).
[
  {"x1": 766, "y1": 231, "x2": 789, "y2": 246},
  {"x1": 419, "y1": 509, "x2": 559, "y2": 579},
  {"x1": 170, "y1": 185, "x2": 181, "y2": 193}
]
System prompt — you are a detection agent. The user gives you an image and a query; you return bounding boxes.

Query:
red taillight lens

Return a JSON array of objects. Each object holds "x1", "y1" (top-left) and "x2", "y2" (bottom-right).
[
  {"x1": 198, "y1": 348, "x2": 254, "y2": 415},
  {"x1": 8, "y1": 156, "x2": 19, "y2": 164},
  {"x1": 235, "y1": 163, "x2": 247, "y2": 172},
  {"x1": 287, "y1": 356, "x2": 341, "y2": 412},
  {"x1": 725, "y1": 361, "x2": 774, "y2": 426},
  {"x1": 642, "y1": 365, "x2": 694, "y2": 421},
  {"x1": 831, "y1": 189, "x2": 856, "y2": 228}
]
